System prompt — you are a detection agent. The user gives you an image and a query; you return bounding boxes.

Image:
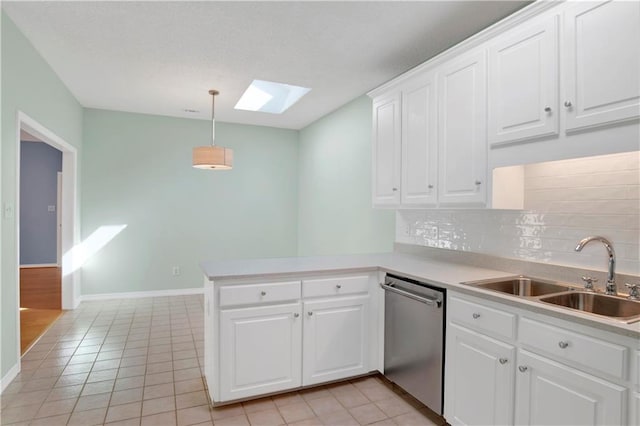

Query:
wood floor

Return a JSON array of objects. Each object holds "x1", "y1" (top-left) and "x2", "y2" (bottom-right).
[
  {"x1": 20, "y1": 266, "x2": 62, "y2": 309},
  {"x1": 20, "y1": 308, "x2": 64, "y2": 353},
  {"x1": 20, "y1": 266, "x2": 63, "y2": 353}
]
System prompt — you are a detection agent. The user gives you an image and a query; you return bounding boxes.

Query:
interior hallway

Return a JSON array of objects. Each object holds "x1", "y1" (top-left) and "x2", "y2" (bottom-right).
[{"x1": 20, "y1": 266, "x2": 63, "y2": 353}]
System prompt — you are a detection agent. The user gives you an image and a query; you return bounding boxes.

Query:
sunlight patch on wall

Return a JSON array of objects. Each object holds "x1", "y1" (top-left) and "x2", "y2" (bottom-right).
[{"x1": 62, "y1": 225, "x2": 127, "y2": 276}]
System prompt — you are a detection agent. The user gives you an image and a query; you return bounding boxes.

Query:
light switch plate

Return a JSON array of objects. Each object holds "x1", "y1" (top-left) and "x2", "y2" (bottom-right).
[{"x1": 3, "y1": 203, "x2": 14, "y2": 219}]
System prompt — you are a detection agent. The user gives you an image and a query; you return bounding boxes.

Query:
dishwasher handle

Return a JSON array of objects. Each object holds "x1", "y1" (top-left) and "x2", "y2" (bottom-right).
[{"x1": 380, "y1": 282, "x2": 442, "y2": 308}]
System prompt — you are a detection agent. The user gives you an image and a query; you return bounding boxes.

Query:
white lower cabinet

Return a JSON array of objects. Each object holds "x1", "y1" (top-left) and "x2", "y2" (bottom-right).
[
  {"x1": 219, "y1": 303, "x2": 302, "y2": 401},
  {"x1": 303, "y1": 295, "x2": 370, "y2": 386},
  {"x1": 445, "y1": 323, "x2": 515, "y2": 426},
  {"x1": 515, "y1": 350, "x2": 626, "y2": 426},
  {"x1": 207, "y1": 273, "x2": 376, "y2": 403},
  {"x1": 445, "y1": 291, "x2": 636, "y2": 426}
]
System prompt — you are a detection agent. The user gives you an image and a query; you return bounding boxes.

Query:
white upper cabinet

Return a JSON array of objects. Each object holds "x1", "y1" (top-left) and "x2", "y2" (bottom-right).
[
  {"x1": 563, "y1": 0, "x2": 640, "y2": 131},
  {"x1": 401, "y1": 72, "x2": 438, "y2": 206},
  {"x1": 488, "y1": 15, "x2": 559, "y2": 145},
  {"x1": 369, "y1": 0, "x2": 640, "y2": 208},
  {"x1": 372, "y1": 93, "x2": 402, "y2": 207},
  {"x1": 438, "y1": 49, "x2": 487, "y2": 207}
]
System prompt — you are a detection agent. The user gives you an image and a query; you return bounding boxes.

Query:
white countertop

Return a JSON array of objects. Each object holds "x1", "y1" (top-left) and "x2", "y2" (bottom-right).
[
  {"x1": 200, "y1": 253, "x2": 640, "y2": 338},
  {"x1": 200, "y1": 252, "x2": 509, "y2": 283}
]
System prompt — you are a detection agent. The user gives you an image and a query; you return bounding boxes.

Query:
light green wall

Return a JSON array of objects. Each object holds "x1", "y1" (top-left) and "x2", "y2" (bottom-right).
[
  {"x1": 81, "y1": 109, "x2": 299, "y2": 295},
  {"x1": 297, "y1": 96, "x2": 395, "y2": 255},
  {"x1": 1, "y1": 12, "x2": 83, "y2": 380},
  {"x1": 0, "y1": 9, "x2": 395, "y2": 384}
]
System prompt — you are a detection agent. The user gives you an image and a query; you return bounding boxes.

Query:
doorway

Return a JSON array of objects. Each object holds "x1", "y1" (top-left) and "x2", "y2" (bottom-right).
[
  {"x1": 16, "y1": 112, "x2": 79, "y2": 356},
  {"x1": 19, "y1": 132, "x2": 63, "y2": 352}
]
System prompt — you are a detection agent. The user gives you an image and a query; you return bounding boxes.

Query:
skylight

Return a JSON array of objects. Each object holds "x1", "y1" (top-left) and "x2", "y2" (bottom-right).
[{"x1": 234, "y1": 80, "x2": 311, "y2": 114}]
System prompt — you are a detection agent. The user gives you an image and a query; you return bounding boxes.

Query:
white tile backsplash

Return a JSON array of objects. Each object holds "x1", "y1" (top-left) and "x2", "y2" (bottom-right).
[{"x1": 397, "y1": 152, "x2": 640, "y2": 275}]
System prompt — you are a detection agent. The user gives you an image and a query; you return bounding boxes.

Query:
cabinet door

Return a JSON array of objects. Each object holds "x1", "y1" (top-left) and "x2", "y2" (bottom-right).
[
  {"x1": 303, "y1": 295, "x2": 370, "y2": 386},
  {"x1": 444, "y1": 324, "x2": 515, "y2": 426},
  {"x1": 438, "y1": 49, "x2": 487, "y2": 207},
  {"x1": 401, "y1": 73, "x2": 438, "y2": 206},
  {"x1": 515, "y1": 350, "x2": 626, "y2": 426},
  {"x1": 564, "y1": 0, "x2": 640, "y2": 131},
  {"x1": 488, "y1": 15, "x2": 559, "y2": 145},
  {"x1": 633, "y1": 393, "x2": 640, "y2": 426},
  {"x1": 372, "y1": 93, "x2": 402, "y2": 207},
  {"x1": 220, "y1": 303, "x2": 302, "y2": 401}
]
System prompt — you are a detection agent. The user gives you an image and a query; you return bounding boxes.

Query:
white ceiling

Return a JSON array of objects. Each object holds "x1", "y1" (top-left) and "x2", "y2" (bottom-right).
[{"x1": 3, "y1": 1, "x2": 530, "y2": 130}]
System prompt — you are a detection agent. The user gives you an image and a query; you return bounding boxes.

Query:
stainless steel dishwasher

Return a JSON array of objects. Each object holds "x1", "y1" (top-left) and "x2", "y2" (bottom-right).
[{"x1": 380, "y1": 274, "x2": 445, "y2": 415}]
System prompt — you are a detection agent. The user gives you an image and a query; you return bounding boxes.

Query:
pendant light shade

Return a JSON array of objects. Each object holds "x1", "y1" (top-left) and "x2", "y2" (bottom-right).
[
  {"x1": 193, "y1": 146, "x2": 233, "y2": 169},
  {"x1": 192, "y1": 89, "x2": 233, "y2": 170}
]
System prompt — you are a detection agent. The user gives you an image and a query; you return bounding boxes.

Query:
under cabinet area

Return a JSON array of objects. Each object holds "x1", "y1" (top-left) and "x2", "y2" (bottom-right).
[
  {"x1": 444, "y1": 291, "x2": 638, "y2": 426},
  {"x1": 204, "y1": 272, "x2": 379, "y2": 403}
]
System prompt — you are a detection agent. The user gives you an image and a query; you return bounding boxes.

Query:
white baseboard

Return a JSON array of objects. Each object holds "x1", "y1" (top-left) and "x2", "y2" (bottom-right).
[
  {"x1": 20, "y1": 263, "x2": 59, "y2": 268},
  {"x1": 80, "y1": 287, "x2": 204, "y2": 302},
  {"x1": 0, "y1": 362, "x2": 20, "y2": 394}
]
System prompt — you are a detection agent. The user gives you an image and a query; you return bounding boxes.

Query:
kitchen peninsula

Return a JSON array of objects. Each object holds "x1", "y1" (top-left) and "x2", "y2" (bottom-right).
[{"x1": 202, "y1": 250, "x2": 640, "y2": 425}]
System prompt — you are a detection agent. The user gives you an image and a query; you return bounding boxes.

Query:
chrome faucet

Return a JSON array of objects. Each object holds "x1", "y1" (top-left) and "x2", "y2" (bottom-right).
[{"x1": 575, "y1": 236, "x2": 617, "y2": 296}]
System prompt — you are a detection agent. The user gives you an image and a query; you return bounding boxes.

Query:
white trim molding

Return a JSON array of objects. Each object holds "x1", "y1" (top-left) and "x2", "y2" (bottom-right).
[
  {"x1": 0, "y1": 362, "x2": 20, "y2": 394},
  {"x1": 80, "y1": 287, "x2": 204, "y2": 302}
]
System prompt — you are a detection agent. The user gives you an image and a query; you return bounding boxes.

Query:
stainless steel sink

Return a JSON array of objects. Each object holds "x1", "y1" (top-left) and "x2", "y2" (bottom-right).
[
  {"x1": 463, "y1": 276, "x2": 574, "y2": 297},
  {"x1": 539, "y1": 292, "x2": 640, "y2": 322}
]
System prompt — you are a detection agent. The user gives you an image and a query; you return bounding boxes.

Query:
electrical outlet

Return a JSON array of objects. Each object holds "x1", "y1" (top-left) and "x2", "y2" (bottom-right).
[
  {"x1": 429, "y1": 226, "x2": 439, "y2": 240},
  {"x1": 172, "y1": 266, "x2": 181, "y2": 276}
]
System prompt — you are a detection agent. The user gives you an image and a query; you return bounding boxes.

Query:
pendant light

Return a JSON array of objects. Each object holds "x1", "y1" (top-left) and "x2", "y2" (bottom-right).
[{"x1": 192, "y1": 89, "x2": 233, "y2": 169}]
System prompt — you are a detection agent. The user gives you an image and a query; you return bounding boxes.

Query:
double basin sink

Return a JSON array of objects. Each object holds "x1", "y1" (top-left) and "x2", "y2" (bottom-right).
[{"x1": 463, "y1": 276, "x2": 640, "y2": 323}]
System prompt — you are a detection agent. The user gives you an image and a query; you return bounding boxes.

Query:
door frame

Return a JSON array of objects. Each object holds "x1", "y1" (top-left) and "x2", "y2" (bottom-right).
[{"x1": 15, "y1": 112, "x2": 80, "y2": 357}]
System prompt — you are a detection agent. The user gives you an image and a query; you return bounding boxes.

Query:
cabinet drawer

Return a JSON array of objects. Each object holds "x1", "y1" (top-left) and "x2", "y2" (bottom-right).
[
  {"x1": 449, "y1": 296, "x2": 516, "y2": 340},
  {"x1": 219, "y1": 281, "x2": 300, "y2": 307},
  {"x1": 519, "y1": 317, "x2": 627, "y2": 380},
  {"x1": 303, "y1": 275, "x2": 370, "y2": 298}
]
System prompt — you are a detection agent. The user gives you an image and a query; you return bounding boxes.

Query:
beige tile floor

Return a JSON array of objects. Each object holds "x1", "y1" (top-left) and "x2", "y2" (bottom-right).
[{"x1": 0, "y1": 295, "x2": 444, "y2": 426}]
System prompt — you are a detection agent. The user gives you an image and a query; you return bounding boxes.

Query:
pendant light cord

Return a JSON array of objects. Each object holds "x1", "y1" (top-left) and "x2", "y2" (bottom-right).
[{"x1": 211, "y1": 92, "x2": 216, "y2": 147}]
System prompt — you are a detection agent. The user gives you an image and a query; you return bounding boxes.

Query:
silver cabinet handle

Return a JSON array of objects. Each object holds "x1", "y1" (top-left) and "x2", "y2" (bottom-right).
[
  {"x1": 544, "y1": 106, "x2": 552, "y2": 112},
  {"x1": 518, "y1": 366, "x2": 528, "y2": 373},
  {"x1": 564, "y1": 101, "x2": 572, "y2": 108},
  {"x1": 475, "y1": 180, "x2": 482, "y2": 185},
  {"x1": 336, "y1": 284, "x2": 342, "y2": 289},
  {"x1": 558, "y1": 341, "x2": 569, "y2": 349},
  {"x1": 472, "y1": 313, "x2": 481, "y2": 319},
  {"x1": 392, "y1": 187, "x2": 398, "y2": 192},
  {"x1": 428, "y1": 184, "x2": 434, "y2": 189},
  {"x1": 379, "y1": 282, "x2": 442, "y2": 307},
  {"x1": 293, "y1": 313, "x2": 300, "y2": 318},
  {"x1": 499, "y1": 358, "x2": 508, "y2": 365},
  {"x1": 260, "y1": 291, "x2": 267, "y2": 296},
  {"x1": 307, "y1": 311, "x2": 313, "y2": 316}
]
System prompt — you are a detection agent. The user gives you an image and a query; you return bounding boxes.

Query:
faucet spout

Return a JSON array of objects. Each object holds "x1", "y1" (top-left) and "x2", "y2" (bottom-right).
[{"x1": 575, "y1": 236, "x2": 616, "y2": 295}]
